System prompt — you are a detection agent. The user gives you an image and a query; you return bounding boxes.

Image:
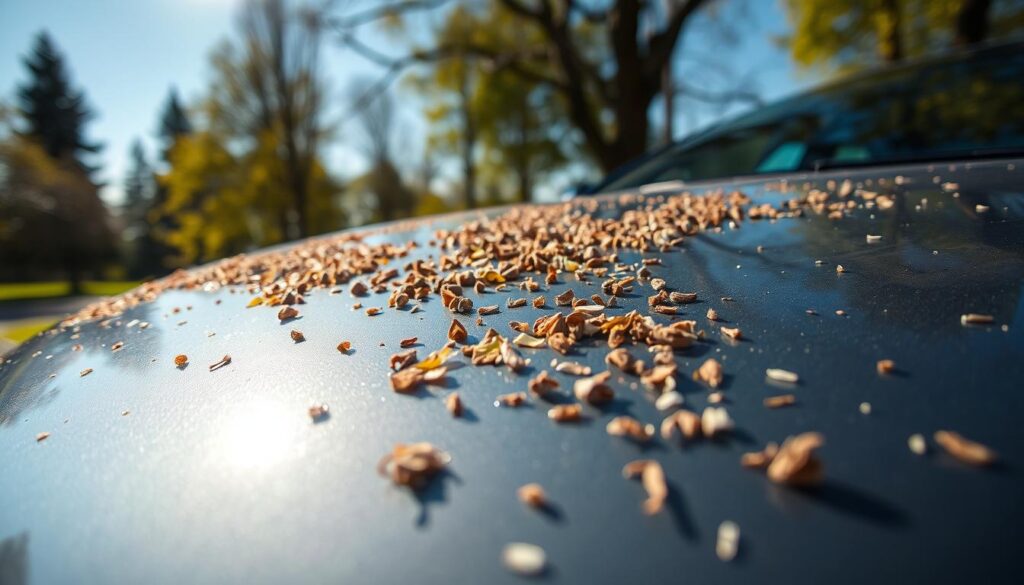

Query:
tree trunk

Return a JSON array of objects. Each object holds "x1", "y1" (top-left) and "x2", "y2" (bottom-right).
[
  {"x1": 459, "y1": 72, "x2": 478, "y2": 209},
  {"x1": 607, "y1": 88, "x2": 654, "y2": 172},
  {"x1": 662, "y1": 63, "x2": 674, "y2": 145},
  {"x1": 955, "y1": 0, "x2": 991, "y2": 46},
  {"x1": 879, "y1": 0, "x2": 903, "y2": 62},
  {"x1": 65, "y1": 250, "x2": 83, "y2": 296}
]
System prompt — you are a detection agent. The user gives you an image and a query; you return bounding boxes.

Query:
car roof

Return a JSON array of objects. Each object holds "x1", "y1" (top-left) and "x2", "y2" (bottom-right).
[{"x1": 1, "y1": 159, "x2": 1022, "y2": 584}]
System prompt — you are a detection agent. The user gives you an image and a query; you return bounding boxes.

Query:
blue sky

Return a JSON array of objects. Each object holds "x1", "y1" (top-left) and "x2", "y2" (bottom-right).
[{"x1": 0, "y1": 0, "x2": 820, "y2": 203}]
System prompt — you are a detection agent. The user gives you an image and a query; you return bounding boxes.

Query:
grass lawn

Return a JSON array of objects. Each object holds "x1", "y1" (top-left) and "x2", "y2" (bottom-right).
[
  {"x1": 0, "y1": 280, "x2": 139, "y2": 302},
  {"x1": 0, "y1": 317, "x2": 58, "y2": 344}
]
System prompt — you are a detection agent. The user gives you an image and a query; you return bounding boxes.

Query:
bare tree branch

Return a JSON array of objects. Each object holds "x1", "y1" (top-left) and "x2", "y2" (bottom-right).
[
  {"x1": 675, "y1": 82, "x2": 762, "y2": 106},
  {"x1": 498, "y1": 0, "x2": 545, "y2": 21},
  {"x1": 335, "y1": 24, "x2": 568, "y2": 121},
  {"x1": 329, "y1": 0, "x2": 452, "y2": 30},
  {"x1": 647, "y1": 0, "x2": 707, "y2": 78}
]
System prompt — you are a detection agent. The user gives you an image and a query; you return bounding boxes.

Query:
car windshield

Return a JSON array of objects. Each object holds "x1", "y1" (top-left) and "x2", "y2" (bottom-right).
[{"x1": 599, "y1": 42, "x2": 1024, "y2": 192}]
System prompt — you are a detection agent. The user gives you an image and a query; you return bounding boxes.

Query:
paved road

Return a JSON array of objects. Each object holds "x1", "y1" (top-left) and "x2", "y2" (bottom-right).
[
  {"x1": 0, "y1": 296, "x2": 97, "y2": 355},
  {"x1": 0, "y1": 296, "x2": 97, "y2": 321}
]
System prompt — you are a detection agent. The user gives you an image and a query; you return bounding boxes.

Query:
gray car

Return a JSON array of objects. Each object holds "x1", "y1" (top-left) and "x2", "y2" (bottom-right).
[{"x1": 2, "y1": 43, "x2": 1023, "y2": 585}]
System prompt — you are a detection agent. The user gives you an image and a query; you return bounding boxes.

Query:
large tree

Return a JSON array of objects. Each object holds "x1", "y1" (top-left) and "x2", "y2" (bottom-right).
[
  {"x1": 333, "y1": 0, "x2": 714, "y2": 174},
  {"x1": 410, "y1": 5, "x2": 483, "y2": 209},
  {"x1": 205, "y1": 0, "x2": 331, "y2": 240},
  {"x1": 0, "y1": 138, "x2": 115, "y2": 290},
  {"x1": 6, "y1": 32, "x2": 113, "y2": 292},
  {"x1": 158, "y1": 88, "x2": 192, "y2": 163},
  {"x1": 159, "y1": 0, "x2": 345, "y2": 265},
  {"x1": 17, "y1": 31, "x2": 101, "y2": 173},
  {"x1": 121, "y1": 140, "x2": 166, "y2": 278},
  {"x1": 348, "y1": 79, "x2": 416, "y2": 221}
]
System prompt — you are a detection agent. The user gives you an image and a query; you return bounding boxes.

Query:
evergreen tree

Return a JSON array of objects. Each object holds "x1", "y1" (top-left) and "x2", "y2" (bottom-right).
[
  {"x1": 122, "y1": 140, "x2": 164, "y2": 278},
  {"x1": 17, "y1": 31, "x2": 100, "y2": 171},
  {"x1": 147, "y1": 88, "x2": 194, "y2": 272},
  {"x1": 5, "y1": 31, "x2": 113, "y2": 293},
  {"x1": 158, "y1": 88, "x2": 191, "y2": 163}
]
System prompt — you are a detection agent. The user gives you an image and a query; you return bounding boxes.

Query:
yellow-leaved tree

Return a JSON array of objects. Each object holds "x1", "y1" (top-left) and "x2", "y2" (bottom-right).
[
  {"x1": 783, "y1": 0, "x2": 1024, "y2": 72},
  {"x1": 158, "y1": 0, "x2": 344, "y2": 266}
]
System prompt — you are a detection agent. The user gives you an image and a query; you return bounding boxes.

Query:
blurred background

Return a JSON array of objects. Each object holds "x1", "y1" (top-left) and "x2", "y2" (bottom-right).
[{"x1": 1, "y1": 0, "x2": 1023, "y2": 350}]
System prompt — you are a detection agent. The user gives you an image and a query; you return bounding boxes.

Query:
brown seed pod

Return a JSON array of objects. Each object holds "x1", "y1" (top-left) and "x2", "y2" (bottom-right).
[
  {"x1": 554, "y1": 361, "x2": 591, "y2": 376},
  {"x1": 209, "y1": 355, "x2": 232, "y2": 371},
  {"x1": 337, "y1": 341, "x2": 352, "y2": 353},
  {"x1": 554, "y1": 289, "x2": 575, "y2": 306},
  {"x1": 495, "y1": 392, "x2": 528, "y2": 407},
  {"x1": 400, "y1": 337, "x2": 418, "y2": 348},
  {"x1": 446, "y1": 392, "x2": 463, "y2": 417},
  {"x1": 605, "y1": 348, "x2": 642, "y2": 375},
  {"x1": 720, "y1": 326, "x2": 742, "y2": 340},
  {"x1": 290, "y1": 329, "x2": 305, "y2": 342},
  {"x1": 174, "y1": 354, "x2": 188, "y2": 368},
  {"x1": 763, "y1": 394, "x2": 796, "y2": 409},
  {"x1": 670, "y1": 291, "x2": 697, "y2": 304},
  {"x1": 622, "y1": 459, "x2": 667, "y2": 515},
  {"x1": 934, "y1": 430, "x2": 997, "y2": 466},
  {"x1": 766, "y1": 432, "x2": 825, "y2": 486},
  {"x1": 641, "y1": 364, "x2": 677, "y2": 389},
  {"x1": 876, "y1": 359, "x2": 895, "y2": 375},
  {"x1": 390, "y1": 349, "x2": 418, "y2": 371},
  {"x1": 509, "y1": 321, "x2": 529, "y2": 333},
  {"x1": 377, "y1": 442, "x2": 450, "y2": 490},
  {"x1": 740, "y1": 443, "x2": 779, "y2": 469},
  {"x1": 960, "y1": 313, "x2": 994, "y2": 325},
  {"x1": 648, "y1": 290, "x2": 669, "y2": 307},
  {"x1": 528, "y1": 371, "x2": 560, "y2": 399},
  {"x1": 448, "y1": 319, "x2": 468, "y2": 343},
  {"x1": 607, "y1": 416, "x2": 655, "y2": 442},
  {"x1": 660, "y1": 410, "x2": 702, "y2": 441},
  {"x1": 517, "y1": 483, "x2": 548, "y2": 508},
  {"x1": 574, "y1": 371, "x2": 614, "y2": 404},
  {"x1": 308, "y1": 403, "x2": 329, "y2": 421},
  {"x1": 547, "y1": 332, "x2": 572, "y2": 355},
  {"x1": 277, "y1": 306, "x2": 299, "y2": 321},
  {"x1": 693, "y1": 358, "x2": 723, "y2": 388},
  {"x1": 547, "y1": 403, "x2": 582, "y2": 422}
]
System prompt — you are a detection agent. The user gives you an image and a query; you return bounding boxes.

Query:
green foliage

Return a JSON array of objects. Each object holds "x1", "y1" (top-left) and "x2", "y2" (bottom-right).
[
  {"x1": 412, "y1": 3, "x2": 572, "y2": 204},
  {"x1": 0, "y1": 137, "x2": 116, "y2": 287},
  {"x1": 158, "y1": 88, "x2": 192, "y2": 163},
  {"x1": 122, "y1": 140, "x2": 156, "y2": 277},
  {"x1": 783, "y1": 0, "x2": 1024, "y2": 72}
]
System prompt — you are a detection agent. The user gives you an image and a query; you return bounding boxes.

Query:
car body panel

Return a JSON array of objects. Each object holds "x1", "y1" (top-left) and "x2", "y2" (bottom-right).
[{"x1": 2, "y1": 159, "x2": 1023, "y2": 584}]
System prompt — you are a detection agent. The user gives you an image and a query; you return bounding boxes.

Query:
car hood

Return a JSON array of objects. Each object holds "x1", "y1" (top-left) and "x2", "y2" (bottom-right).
[{"x1": 1, "y1": 159, "x2": 1023, "y2": 584}]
